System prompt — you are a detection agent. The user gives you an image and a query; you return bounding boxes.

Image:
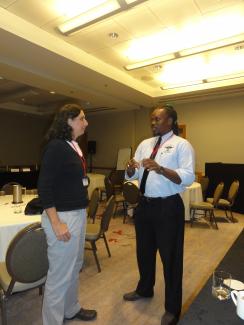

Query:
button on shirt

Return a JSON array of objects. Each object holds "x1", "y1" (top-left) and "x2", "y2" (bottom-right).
[{"x1": 126, "y1": 130, "x2": 195, "y2": 198}]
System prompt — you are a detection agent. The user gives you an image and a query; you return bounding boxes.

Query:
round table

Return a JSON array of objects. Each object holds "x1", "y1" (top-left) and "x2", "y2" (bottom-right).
[{"x1": 180, "y1": 182, "x2": 203, "y2": 221}]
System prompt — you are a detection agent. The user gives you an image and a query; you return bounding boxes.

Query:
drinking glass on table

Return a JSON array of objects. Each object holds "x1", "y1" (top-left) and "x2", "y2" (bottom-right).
[{"x1": 212, "y1": 270, "x2": 231, "y2": 300}]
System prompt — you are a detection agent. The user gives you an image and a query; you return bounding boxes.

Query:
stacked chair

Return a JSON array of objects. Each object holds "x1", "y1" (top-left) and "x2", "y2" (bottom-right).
[
  {"x1": 206, "y1": 180, "x2": 239, "y2": 223},
  {"x1": 190, "y1": 182, "x2": 224, "y2": 229}
]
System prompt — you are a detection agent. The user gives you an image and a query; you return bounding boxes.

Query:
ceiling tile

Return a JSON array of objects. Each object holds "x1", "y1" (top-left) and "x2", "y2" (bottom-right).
[
  {"x1": 6, "y1": 0, "x2": 61, "y2": 26},
  {"x1": 147, "y1": 0, "x2": 201, "y2": 27},
  {"x1": 194, "y1": 0, "x2": 243, "y2": 14},
  {"x1": 113, "y1": 4, "x2": 164, "y2": 37},
  {"x1": 69, "y1": 20, "x2": 132, "y2": 53},
  {"x1": 0, "y1": 0, "x2": 16, "y2": 8}
]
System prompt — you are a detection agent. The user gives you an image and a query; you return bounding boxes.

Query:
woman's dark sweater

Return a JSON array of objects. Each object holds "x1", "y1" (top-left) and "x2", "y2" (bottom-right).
[{"x1": 38, "y1": 139, "x2": 88, "y2": 211}]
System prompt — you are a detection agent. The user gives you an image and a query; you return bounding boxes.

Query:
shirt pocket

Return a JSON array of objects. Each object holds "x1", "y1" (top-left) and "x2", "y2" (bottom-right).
[{"x1": 157, "y1": 147, "x2": 176, "y2": 167}]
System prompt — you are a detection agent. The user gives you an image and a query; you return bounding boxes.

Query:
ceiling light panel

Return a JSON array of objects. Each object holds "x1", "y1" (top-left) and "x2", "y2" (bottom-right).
[
  {"x1": 156, "y1": 56, "x2": 206, "y2": 86},
  {"x1": 58, "y1": 0, "x2": 120, "y2": 34},
  {"x1": 54, "y1": 0, "x2": 109, "y2": 18}
]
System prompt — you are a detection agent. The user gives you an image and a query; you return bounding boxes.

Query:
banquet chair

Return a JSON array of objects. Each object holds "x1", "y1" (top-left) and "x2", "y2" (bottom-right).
[
  {"x1": 190, "y1": 182, "x2": 224, "y2": 229},
  {"x1": 199, "y1": 176, "x2": 209, "y2": 201},
  {"x1": 26, "y1": 188, "x2": 38, "y2": 195},
  {"x1": 206, "y1": 180, "x2": 239, "y2": 223},
  {"x1": 122, "y1": 181, "x2": 140, "y2": 223},
  {"x1": 1, "y1": 182, "x2": 21, "y2": 195},
  {"x1": 0, "y1": 222, "x2": 48, "y2": 325},
  {"x1": 104, "y1": 176, "x2": 126, "y2": 218},
  {"x1": 109, "y1": 170, "x2": 125, "y2": 194},
  {"x1": 87, "y1": 188, "x2": 100, "y2": 224},
  {"x1": 85, "y1": 195, "x2": 115, "y2": 272}
]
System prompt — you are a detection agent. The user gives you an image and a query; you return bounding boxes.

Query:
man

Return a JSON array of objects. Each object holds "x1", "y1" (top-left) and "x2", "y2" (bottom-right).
[{"x1": 123, "y1": 105, "x2": 195, "y2": 325}]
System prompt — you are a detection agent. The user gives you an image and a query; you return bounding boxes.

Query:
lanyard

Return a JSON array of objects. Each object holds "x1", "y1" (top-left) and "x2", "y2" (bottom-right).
[{"x1": 70, "y1": 142, "x2": 87, "y2": 176}]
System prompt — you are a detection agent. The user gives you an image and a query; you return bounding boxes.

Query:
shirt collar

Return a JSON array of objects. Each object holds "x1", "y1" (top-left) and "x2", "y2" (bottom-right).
[{"x1": 161, "y1": 130, "x2": 173, "y2": 142}]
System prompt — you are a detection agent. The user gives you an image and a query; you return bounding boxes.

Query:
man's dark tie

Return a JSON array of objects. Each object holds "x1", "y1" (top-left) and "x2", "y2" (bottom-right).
[{"x1": 140, "y1": 136, "x2": 162, "y2": 194}]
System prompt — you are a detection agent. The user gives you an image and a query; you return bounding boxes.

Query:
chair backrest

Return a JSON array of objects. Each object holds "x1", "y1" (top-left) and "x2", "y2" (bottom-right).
[
  {"x1": 0, "y1": 190, "x2": 5, "y2": 196},
  {"x1": 1, "y1": 182, "x2": 21, "y2": 195},
  {"x1": 122, "y1": 181, "x2": 140, "y2": 204},
  {"x1": 212, "y1": 182, "x2": 224, "y2": 207},
  {"x1": 24, "y1": 197, "x2": 43, "y2": 215},
  {"x1": 227, "y1": 180, "x2": 239, "y2": 204},
  {"x1": 88, "y1": 188, "x2": 100, "y2": 220},
  {"x1": 109, "y1": 170, "x2": 125, "y2": 186},
  {"x1": 6, "y1": 222, "x2": 48, "y2": 284},
  {"x1": 200, "y1": 176, "x2": 209, "y2": 200},
  {"x1": 104, "y1": 176, "x2": 114, "y2": 200},
  {"x1": 100, "y1": 195, "x2": 115, "y2": 233}
]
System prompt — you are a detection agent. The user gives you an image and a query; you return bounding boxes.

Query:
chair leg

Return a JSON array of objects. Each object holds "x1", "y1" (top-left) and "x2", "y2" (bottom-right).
[
  {"x1": 103, "y1": 233, "x2": 111, "y2": 257},
  {"x1": 229, "y1": 208, "x2": 235, "y2": 223},
  {"x1": 113, "y1": 202, "x2": 118, "y2": 218},
  {"x1": 90, "y1": 241, "x2": 101, "y2": 272},
  {"x1": 211, "y1": 210, "x2": 218, "y2": 229},
  {"x1": 0, "y1": 290, "x2": 7, "y2": 325},
  {"x1": 123, "y1": 202, "x2": 128, "y2": 224},
  {"x1": 39, "y1": 285, "x2": 43, "y2": 296},
  {"x1": 190, "y1": 208, "x2": 195, "y2": 227}
]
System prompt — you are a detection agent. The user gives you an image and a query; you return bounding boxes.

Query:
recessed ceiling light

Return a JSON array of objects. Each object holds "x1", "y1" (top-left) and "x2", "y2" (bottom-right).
[
  {"x1": 50, "y1": 91, "x2": 56, "y2": 94},
  {"x1": 109, "y1": 32, "x2": 119, "y2": 39}
]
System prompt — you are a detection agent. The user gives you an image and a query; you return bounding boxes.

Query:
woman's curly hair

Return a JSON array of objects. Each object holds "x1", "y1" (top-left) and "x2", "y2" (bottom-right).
[{"x1": 46, "y1": 103, "x2": 82, "y2": 142}]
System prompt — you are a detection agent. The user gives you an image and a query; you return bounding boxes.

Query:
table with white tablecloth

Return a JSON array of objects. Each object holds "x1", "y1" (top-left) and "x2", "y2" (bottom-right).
[
  {"x1": 87, "y1": 173, "x2": 105, "y2": 198},
  {"x1": 0, "y1": 175, "x2": 106, "y2": 262},
  {"x1": 0, "y1": 195, "x2": 41, "y2": 262},
  {"x1": 180, "y1": 182, "x2": 203, "y2": 220}
]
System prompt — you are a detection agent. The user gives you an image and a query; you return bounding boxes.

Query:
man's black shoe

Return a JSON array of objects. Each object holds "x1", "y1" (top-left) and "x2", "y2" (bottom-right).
[
  {"x1": 123, "y1": 291, "x2": 153, "y2": 301},
  {"x1": 66, "y1": 308, "x2": 97, "y2": 321},
  {"x1": 161, "y1": 311, "x2": 179, "y2": 325}
]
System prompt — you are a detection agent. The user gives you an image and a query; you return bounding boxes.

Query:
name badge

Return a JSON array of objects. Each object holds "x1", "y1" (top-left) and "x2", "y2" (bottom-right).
[{"x1": 82, "y1": 177, "x2": 89, "y2": 187}]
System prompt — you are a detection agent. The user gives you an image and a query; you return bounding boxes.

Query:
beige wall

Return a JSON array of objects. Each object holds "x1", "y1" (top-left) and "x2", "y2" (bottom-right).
[
  {"x1": 88, "y1": 95, "x2": 244, "y2": 174},
  {"x1": 0, "y1": 110, "x2": 51, "y2": 166},
  {"x1": 175, "y1": 95, "x2": 244, "y2": 173}
]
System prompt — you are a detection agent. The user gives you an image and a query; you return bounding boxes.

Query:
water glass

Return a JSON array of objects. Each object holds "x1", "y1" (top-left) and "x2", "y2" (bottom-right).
[
  {"x1": 212, "y1": 270, "x2": 231, "y2": 300},
  {"x1": 13, "y1": 204, "x2": 22, "y2": 214}
]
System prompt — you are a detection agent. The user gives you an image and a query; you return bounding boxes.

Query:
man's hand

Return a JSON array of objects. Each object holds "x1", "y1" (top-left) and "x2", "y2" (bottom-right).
[
  {"x1": 126, "y1": 158, "x2": 140, "y2": 177},
  {"x1": 141, "y1": 159, "x2": 160, "y2": 172}
]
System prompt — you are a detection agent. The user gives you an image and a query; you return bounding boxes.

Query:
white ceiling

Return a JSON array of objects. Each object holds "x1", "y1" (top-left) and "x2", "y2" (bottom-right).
[{"x1": 1, "y1": 0, "x2": 244, "y2": 115}]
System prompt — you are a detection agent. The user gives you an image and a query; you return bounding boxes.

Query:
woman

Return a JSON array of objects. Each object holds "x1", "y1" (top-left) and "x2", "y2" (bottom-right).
[{"x1": 38, "y1": 103, "x2": 97, "y2": 325}]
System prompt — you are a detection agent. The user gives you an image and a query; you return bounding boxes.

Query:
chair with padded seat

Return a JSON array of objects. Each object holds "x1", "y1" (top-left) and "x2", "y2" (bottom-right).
[
  {"x1": 87, "y1": 188, "x2": 100, "y2": 224},
  {"x1": 122, "y1": 181, "x2": 140, "y2": 224},
  {"x1": 85, "y1": 195, "x2": 115, "y2": 272},
  {"x1": 206, "y1": 180, "x2": 239, "y2": 223},
  {"x1": 190, "y1": 182, "x2": 224, "y2": 229},
  {"x1": 0, "y1": 222, "x2": 48, "y2": 325},
  {"x1": 104, "y1": 176, "x2": 126, "y2": 219},
  {"x1": 199, "y1": 176, "x2": 209, "y2": 201},
  {"x1": 1, "y1": 182, "x2": 21, "y2": 195}
]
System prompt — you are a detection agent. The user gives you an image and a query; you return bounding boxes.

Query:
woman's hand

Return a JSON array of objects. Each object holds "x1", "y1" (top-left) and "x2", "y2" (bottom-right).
[{"x1": 53, "y1": 222, "x2": 71, "y2": 242}]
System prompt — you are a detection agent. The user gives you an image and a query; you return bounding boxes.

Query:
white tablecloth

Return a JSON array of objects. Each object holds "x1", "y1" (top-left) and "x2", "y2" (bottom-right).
[
  {"x1": 87, "y1": 173, "x2": 105, "y2": 198},
  {"x1": 180, "y1": 182, "x2": 203, "y2": 220},
  {"x1": 0, "y1": 195, "x2": 41, "y2": 262}
]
